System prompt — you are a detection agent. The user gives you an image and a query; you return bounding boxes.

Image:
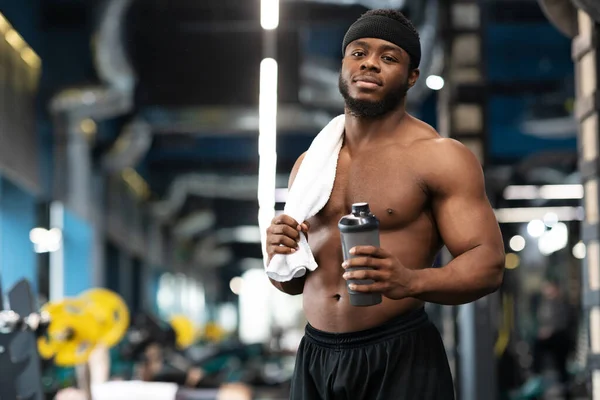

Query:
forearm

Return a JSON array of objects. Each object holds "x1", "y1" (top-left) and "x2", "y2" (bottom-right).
[
  {"x1": 412, "y1": 246, "x2": 504, "y2": 305},
  {"x1": 269, "y1": 275, "x2": 306, "y2": 295}
]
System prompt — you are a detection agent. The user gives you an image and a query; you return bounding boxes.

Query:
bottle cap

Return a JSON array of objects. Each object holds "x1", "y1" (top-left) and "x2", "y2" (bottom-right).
[{"x1": 351, "y1": 202, "x2": 371, "y2": 216}]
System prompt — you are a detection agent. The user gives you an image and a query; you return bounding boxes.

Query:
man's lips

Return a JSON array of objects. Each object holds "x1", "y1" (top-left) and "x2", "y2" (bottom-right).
[{"x1": 353, "y1": 75, "x2": 382, "y2": 89}]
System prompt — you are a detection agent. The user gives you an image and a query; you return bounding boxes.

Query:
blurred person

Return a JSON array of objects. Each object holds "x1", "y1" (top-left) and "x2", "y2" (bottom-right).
[
  {"x1": 264, "y1": 8, "x2": 505, "y2": 400},
  {"x1": 531, "y1": 280, "x2": 574, "y2": 393}
]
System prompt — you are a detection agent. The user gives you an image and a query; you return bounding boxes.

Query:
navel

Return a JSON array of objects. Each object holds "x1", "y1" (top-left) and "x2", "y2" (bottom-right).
[
  {"x1": 333, "y1": 294, "x2": 341, "y2": 301},
  {"x1": 386, "y1": 208, "x2": 394, "y2": 215}
]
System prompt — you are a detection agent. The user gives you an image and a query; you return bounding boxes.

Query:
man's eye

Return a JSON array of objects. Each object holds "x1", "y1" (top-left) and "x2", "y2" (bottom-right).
[
  {"x1": 352, "y1": 51, "x2": 364, "y2": 57},
  {"x1": 382, "y1": 56, "x2": 396, "y2": 62}
]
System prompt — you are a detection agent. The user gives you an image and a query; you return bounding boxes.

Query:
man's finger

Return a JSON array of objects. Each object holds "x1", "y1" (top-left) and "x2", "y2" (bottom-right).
[
  {"x1": 349, "y1": 246, "x2": 388, "y2": 258},
  {"x1": 268, "y1": 235, "x2": 298, "y2": 249},
  {"x1": 342, "y1": 256, "x2": 384, "y2": 269},
  {"x1": 270, "y1": 245, "x2": 296, "y2": 255},
  {"x1": 272, "y1": 224, "x2": 300, "y2": 240},
  {"x1": 347, "y1": 281, "x2": 386, "y2": 293},
  {"x1": 272, "y1": 214, "x2": 299, "y2": 228},
  {"x1": 342, "y1": 268, "x2": 385, "y2": 282}
]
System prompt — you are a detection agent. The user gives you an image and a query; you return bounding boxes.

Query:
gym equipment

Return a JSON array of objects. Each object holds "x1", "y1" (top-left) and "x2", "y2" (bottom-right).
[
  {"x1": 170, "y1": 315, "x2": 197, "y2": 349},
  {"x1": 537, "y1": 0, "x2": 579, "y2": 38},
  {"x1": 202, "y1": 322, "x2": 227, "y2": 343},
  {"x1": 0, "y1": 278, "x2": 46, "y2": 400},
  {"x1": 37, "y1": 298, "x2": 103, "y2": 366},
  {"x1": 79, "y1": 288, "x2": 130, "y2": 347},
  {"x1": 37, "y1": 288, "x2": 130, "y2": 367}
]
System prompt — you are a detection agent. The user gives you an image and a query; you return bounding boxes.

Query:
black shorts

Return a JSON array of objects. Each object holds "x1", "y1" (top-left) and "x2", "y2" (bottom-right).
[{"x1": 290, "y1": 307, "x2": 455, "y2": 400}]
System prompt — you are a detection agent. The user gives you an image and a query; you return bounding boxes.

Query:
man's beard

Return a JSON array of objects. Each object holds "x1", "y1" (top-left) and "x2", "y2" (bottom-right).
[{"x1": 338, "y1": 74, "x2": 409, "y2": 118}]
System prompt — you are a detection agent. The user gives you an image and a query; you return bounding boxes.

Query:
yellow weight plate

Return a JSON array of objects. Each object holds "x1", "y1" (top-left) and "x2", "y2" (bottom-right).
[
  {"x1": 170, "y1": 315, "x2": 196, "y2": 349},
  {"x1": 37, "y1": 301, "x2": 62, "y2": 359},
  {"x1": 79, "y1": 288, "x2": 130, "y2": 348},
  {"x1": 37, "y1": 299, "x2": 102, "y2": 366},
  {"x1": 203, "y1": 322, "x2": 226, "y2": 342},
  {"x1": 37, "y1": 338, "x2": 56, "y2": 359}
]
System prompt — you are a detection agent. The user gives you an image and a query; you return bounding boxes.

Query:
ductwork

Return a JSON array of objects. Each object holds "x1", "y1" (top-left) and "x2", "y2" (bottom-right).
[
  {"x1": 144, "y1": 104, "x2": 334, "y2": 136},
  {"x1": 50, "y1": 0, "x2": 136, "y2": 117},
  {"x1": 50, "y1": 0, "x2": 142, "y2": 167},
  {"x1": 191, "y1": 235, "x2": 234, "y2": 269},
  {"x1": 172, "y1": 210, "x2": 217, "y2": 239},
  {"x1": 151, "y1": 173, "x2": 291, "y2": 221},
  {"x1": 94, "y1": 0, "x2": 154, "y2": 172},
  {"x1": 101, "y1": 118, "x2": 153, "y2": 173},
  {"x1": 537, "y1": 0, "x2": 578, "y2": 38},
  {"x1": 287, "y1": 0, "x2": 407, "y2": 9},
  {"x1": 94, "y1": 0, "x2": 137, "y2": 91},
  {"x1": 49, "y1": 86, "x2": 131, "y2": 120}
]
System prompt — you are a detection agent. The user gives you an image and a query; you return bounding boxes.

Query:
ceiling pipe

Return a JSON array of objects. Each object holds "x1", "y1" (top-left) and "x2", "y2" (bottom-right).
[
  {"x1": 285, "y1": 0, "x2": 407, "y2": 9},
  {"x1": 151, "y1": 173, "x2": 291, "y2": 221},
  {"x1": 93, "y1": 0, "x2": 153, "y2": 172}
]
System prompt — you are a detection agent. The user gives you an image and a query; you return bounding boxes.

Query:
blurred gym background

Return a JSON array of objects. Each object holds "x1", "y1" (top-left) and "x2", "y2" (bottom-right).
[{"x1": 0, "y1": 0, "x2": 597, "y2": 399}]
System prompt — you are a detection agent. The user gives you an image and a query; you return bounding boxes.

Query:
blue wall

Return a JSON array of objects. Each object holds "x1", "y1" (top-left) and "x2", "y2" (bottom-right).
[
  {"x1": 0, "y1": 178, "x2": 37, "y2": 294},
  {"x1": 486, "y1": 22, "x2": 576, "y2": 162},
  {"x1": 62, "y1": 208, "x2": 93, "y2": 296},
  {"x1": 489, "y1": 95, "x2": 577, "y2": 159},
  {"x1": 486, "y1": 24, "x2": 574, "y2": 83}
]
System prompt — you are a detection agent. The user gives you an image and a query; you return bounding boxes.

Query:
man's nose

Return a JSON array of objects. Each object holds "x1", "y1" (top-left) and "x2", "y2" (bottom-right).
[{"x1": 360, "y1": 55, "x2": 380, "y2": 72}]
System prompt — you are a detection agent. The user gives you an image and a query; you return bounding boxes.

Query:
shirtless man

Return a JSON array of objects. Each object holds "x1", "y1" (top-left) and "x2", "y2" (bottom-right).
[{"x1": 265, "y1": 9, "x2": 505, "y2": 400}]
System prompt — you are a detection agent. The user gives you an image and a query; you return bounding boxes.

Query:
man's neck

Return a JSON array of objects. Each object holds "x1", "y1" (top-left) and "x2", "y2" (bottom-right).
[{"x1": 343, "y1": 107, "x2": 407, "y2": 153}]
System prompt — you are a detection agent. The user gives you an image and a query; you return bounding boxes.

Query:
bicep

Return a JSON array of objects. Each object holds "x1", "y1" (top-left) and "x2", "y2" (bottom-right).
[{"x1": 430, "y1": 145, "x2": 503, "y2": 258}]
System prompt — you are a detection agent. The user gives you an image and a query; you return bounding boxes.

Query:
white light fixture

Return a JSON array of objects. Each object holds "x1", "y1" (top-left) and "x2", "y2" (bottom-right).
[
  {"x1": 29, "y1": 227, "x2": 62, "y2": 253},
  {"x1": 543, "y1": 212, "x2": 559, "y2": 227},
  {"x1": 49, "y1": 202, "x2": 64, "y2": 301},
  {"x1": 503, "y1": 184, "x2": 584, "y2": 200},
  {"x1": 261, "y1": 0, "x2": 279, "y2": 30},
  {"x1": 494, "y1": 206, "x2": 583, "y2": 224},
  {"x1": 217, "y1": 226, "x2": 262, "y2": 244},
  {"x1": 573, "y1": 241, "x2": 586, "y2": 260},
  {"x1": 239, "y1": 269, "x2": 271, "y2": 343},
  {"x1": 527, "y1": 220, "x2": 546, "y2": 238},
  {"x1": 425, "y1": 75, "x2": 444, "y2": 90},
  {"x1": 538, "y1": 222, "x2": 568, "y2": 256},
  {"x1": 229, "y1": 276, "x2": 244, "y2": 295},
  {"x1": 258, "y1": 58, "x2": 279, "y2": 261},
  {"x1": 509, "y1": 235, "x2": 526, "y2": 252}
]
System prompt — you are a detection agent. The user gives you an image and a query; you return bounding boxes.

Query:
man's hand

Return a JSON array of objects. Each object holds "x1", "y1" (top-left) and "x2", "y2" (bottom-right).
[
  {"x1": 266, "y1": 215, "x2": 310, "y2": 295},
  {"x1": 265, "y1": 214, "x2": 310, "y2": 263},
  {"x1": 342, "y1": 246, "x2": 417, "y2": 300}
]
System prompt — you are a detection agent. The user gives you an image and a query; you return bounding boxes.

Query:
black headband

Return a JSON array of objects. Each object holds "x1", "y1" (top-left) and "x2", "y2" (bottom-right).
[{"x1": 342, "y1": 15, "x2": 421, "y2": 68}]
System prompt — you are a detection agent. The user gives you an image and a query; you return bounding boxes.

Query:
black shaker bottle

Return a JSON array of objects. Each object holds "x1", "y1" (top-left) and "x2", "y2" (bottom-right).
[{"x1": 338, "y1": 202, "x2": 382, "y2": 307}]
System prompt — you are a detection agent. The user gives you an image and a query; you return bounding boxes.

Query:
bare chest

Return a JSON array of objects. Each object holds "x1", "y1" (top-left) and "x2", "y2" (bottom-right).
[{"x1": 314, "y1": 150, "x2": 428, "y2": 229}]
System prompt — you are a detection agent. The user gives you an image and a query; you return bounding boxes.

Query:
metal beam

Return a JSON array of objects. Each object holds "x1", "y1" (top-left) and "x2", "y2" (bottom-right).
[
  {"x1": 437, "y1": 1, "x2": 497, "y2": 399},
  {"x1": 573, "y1": 9, "x2": 600, "y2": 399}
]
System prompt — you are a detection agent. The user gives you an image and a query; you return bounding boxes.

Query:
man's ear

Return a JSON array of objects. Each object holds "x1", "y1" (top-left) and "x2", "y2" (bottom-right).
[{"x1": 408, "y1": 68, "x2": 420, "y2": 88}]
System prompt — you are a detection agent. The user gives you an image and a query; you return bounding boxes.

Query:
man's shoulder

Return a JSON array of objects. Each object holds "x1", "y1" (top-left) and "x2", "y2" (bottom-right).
[
  {"x1": 406, "y1": 120, "x2": 474, "y2": 162},
  {"x1": 417, "y1": 136, "x2": 475, "y2": 160},
  {"x1": 407, "y1": 130, "x2": 484, "y2": 190}
]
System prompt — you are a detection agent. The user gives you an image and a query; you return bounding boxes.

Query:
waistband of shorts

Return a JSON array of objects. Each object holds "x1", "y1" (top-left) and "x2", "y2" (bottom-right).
[{"x1": 304, "y1": 307, "x2": 429, "y2": 349}]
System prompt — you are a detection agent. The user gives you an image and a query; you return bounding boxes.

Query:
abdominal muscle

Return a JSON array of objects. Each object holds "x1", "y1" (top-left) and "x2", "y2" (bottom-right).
[{"x1": 302, "y1": 225, "x2": 428, "y2": 333}]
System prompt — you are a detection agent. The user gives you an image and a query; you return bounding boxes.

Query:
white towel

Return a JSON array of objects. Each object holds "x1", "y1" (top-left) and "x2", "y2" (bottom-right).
[{"x1": 265, "y1": 114, "x2": 345, "y2": 282}]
